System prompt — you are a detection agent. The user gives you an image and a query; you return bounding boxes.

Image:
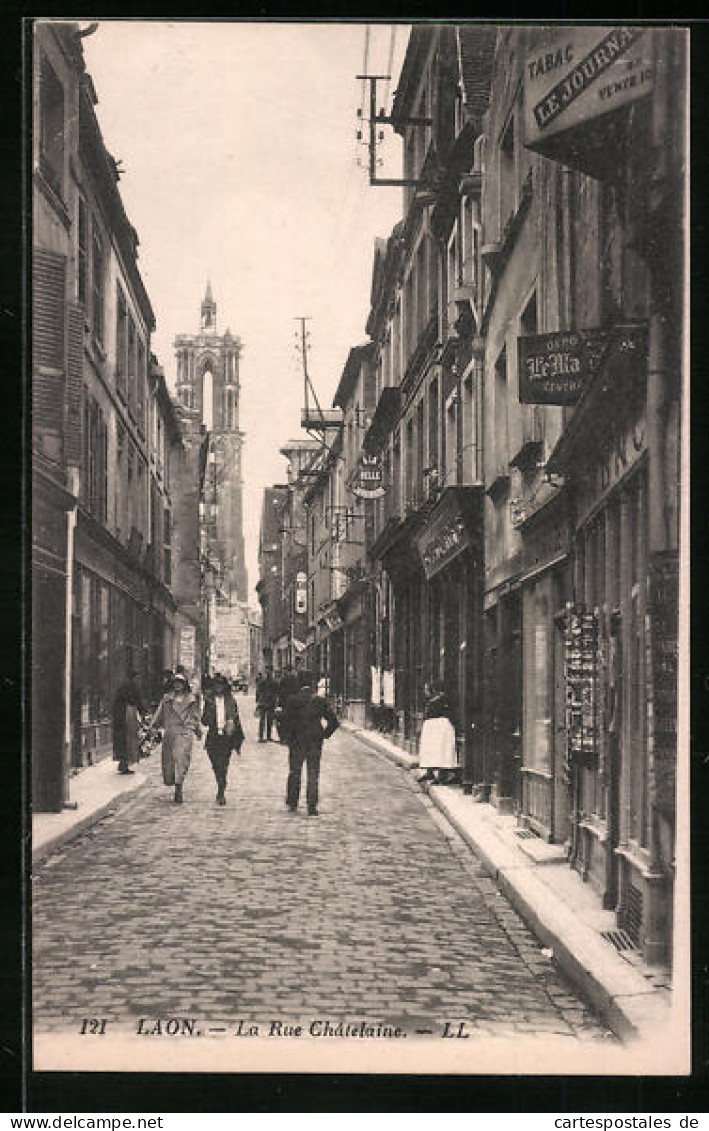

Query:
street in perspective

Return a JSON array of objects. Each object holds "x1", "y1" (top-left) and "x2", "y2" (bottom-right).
[{"x1": 31, "y1": 21, "x2": 686, "y2": 1075}]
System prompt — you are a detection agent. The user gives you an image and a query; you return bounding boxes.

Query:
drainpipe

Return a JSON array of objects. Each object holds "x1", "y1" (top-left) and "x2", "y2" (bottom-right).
[{"x1": 63, "y1": 471, "x2": 79, "y2": 808}]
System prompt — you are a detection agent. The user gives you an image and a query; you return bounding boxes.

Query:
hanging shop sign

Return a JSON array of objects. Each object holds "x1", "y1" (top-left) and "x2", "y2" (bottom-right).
[
  {"x1": 179, "y1": 625, "x2": 196, "y2": 671},
  {"x1": 351, "y1": 454, "x2": 386, "y2": 500},
  {"x1": 518, "y1": 327, "x2": 608, "y2": 405},
  {"x1": 524, "y1": 27, "x2": 653, "y2": 163},
  {"x1": 564, "y1": 604, "x2": 598, "y2": 777},
  {"x1": 646, "y1": 551, "x2": 679, "y2": 817},
  {"x1": 295, "y1": 571, "x2": 307, "y2": 615}
]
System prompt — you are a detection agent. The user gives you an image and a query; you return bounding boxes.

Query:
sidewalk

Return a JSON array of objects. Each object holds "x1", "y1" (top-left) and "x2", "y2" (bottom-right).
[
  {"x1": 32, "y1": 756, "x2": 150, "y2": 866},
  {"x1": 340, "y1": 719, "x2": 674, "y2": 1044}
]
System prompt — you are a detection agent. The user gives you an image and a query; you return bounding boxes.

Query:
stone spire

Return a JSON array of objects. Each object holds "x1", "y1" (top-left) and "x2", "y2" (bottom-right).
[{"x1": 201, "y1": 280, "x2": 216, "y2": 333}]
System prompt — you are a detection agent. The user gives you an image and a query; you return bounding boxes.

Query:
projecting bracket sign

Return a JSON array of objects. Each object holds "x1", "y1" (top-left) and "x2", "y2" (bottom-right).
[
  {"x1": 518, "y1": 327, "x2": 608, "y2": 405},
  {"x1": 524, "y1": 27, "x2": 653, "y2": 171}
]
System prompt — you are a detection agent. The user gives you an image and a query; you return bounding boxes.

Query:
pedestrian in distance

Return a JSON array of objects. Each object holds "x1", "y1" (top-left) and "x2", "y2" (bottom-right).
[
  {"x1": 149, "y1": 672, "x2": 201, "y2": 804},
  {"x1": 256, "y1": 666, "x2": 278, "y2": 742},
  {"x1": 162, "y1": 669, "x2": 174, "y2": 694},
  {"x1": 112, "y1": 671, "x2": 145, "y2": 776},
  {"x1": 201, "y1": 673, "x2": 244, "y2": 806},
  {"x1": 417, "y1": 681, "x2": 458, "y2": 785},
  {"x1": 282, "y1": 670, "x2": 339, "y2": 817}
]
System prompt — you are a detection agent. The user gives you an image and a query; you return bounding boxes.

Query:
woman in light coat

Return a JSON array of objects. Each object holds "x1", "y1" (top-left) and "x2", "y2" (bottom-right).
[
  {"x1": 149, "y1": 672, "x2": 201, "y2": 803},
  {"x1": 418, "y1": 682, "x2": 458, "y2": 785}
]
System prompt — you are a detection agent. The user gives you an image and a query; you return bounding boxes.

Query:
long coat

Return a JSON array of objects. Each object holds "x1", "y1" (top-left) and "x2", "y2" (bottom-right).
[
  {"x1": 151, "y1": 691, "x2": 200, "y2": 786},
  {"x1": 112, "y1": 678, "x2": 145, "y2": 764}
]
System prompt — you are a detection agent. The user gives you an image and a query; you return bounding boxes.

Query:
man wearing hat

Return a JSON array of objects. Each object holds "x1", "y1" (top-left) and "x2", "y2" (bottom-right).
[
  {"x1": 201, "y1": 672, "x2": 245, "y2": 805},
  {"x1": 281, "y1": 670, "x2": 339, "y2": 816}
]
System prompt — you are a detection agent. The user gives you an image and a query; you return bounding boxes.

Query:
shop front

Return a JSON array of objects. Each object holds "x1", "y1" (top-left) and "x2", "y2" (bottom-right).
[
  {"x1": 546, "y1": 322, "x2": 675, "y2": 963},
  {"x1": 516, "y1": 493, "x2": 572, "y2": 843},
  {"x1": 414, "y1": 486, "x2": 484, "y2": 789}
]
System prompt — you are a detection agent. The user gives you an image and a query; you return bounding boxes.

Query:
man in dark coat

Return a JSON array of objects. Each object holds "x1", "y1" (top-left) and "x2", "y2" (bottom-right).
[
  {"x1": 275, "y1": 665, "x2": 300, "y2": 744},
  {"x1": 201, "y1": 673, "x2": 244, "y2": 805},
  {"x1": 282, "y1": 671, "x2": 339, "y2": 816},
  {"x1": 112, "y1": 671, "x2": 145, "y2": 775},
  {"x1": 256, "y1": 667, "x2": 278, "y2": 742}
]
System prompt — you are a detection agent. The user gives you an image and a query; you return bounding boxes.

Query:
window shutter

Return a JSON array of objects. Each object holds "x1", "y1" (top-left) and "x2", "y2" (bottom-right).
[
  {"x1": 66, "y1": 303, "x2": 83, "y2": 466},
  {"x1": 33, "y1": 248, "x2": 66, "y2": 460}
]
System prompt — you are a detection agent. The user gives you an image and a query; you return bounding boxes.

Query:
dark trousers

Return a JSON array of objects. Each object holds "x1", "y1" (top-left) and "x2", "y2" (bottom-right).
[
  {"x1": 207, "y1": 736, "x2": 232, "y2": 793},
  {"x1": 286, "y1": 742, "x2": 322, "y2": 812},
  {"x1": 258, "y1": 706, "x2": 275, "y2": 740}
]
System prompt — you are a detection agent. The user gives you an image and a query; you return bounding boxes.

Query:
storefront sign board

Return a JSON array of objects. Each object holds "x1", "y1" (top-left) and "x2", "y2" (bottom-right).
[
  {"x1": 524, "y1": 27, "x2": 653, "y2": 157},
  {"x1": 518, "y1": 327, "x2": 608, "y2": 405}
]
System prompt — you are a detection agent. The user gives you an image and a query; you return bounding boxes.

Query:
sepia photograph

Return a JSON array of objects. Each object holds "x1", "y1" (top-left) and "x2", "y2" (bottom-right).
[{"x1": 29, "y1": 19, "x2": 688, "y2": 1078}]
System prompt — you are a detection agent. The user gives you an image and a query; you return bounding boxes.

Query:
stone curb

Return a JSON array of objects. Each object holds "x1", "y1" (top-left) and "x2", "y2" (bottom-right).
[
  {"x1": 32, "y1": 768, "x2": 151, "y2": 867},
  {"x1": 343, "y1": 720, "x2": 670, "y2": 1045}
]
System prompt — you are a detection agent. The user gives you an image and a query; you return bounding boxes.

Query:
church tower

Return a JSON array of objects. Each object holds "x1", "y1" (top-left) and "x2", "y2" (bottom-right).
[{"x1": 174, "y1": 285, "x2": 248, "y2": 604}]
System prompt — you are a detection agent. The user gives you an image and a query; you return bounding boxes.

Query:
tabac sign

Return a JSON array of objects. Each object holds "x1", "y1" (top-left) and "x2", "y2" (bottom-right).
[
  {"x1": 518, "y1": 327, "x2": 608, "y2": 405},
  {"x1": 524, "y1": 28, "x2": 653, "y2": 161},
  {"x1": 351, "y1": 454, "x2": 386, "y2": 500}
]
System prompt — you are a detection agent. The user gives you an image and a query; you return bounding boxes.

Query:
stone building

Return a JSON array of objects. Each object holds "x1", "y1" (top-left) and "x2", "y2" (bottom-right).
[
  {"x1": 174, "y1": 286, "x2": 248, "y2": 604},
  {"x1": 32, "y1": 22, "x2": 181, "y2": 808}
]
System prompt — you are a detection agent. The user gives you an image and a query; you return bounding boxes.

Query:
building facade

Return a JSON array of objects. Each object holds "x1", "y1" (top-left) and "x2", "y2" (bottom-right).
[{"x1": 33, "y1": 22, "x2": 182, "y2": 808}]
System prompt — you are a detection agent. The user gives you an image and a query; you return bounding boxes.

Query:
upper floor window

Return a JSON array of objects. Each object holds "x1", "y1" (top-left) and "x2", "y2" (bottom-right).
[
  {"x1": 39, "y1": 54, "x2": 64, "y2": 199},
  {"x1": 127, "y1": 313, "x2": 136, "y2": 410},
  {"x1": 499, "y1": 111, "x2": 516, "y2": 234},
  {"x1": 77, "y1": 196, "x2": 89, "y2": 307},
  {"x1": 91, "y1": 226, "x2": 105, "y2": 343},
  {"x1": 136, "y1": 337, "x2": 146, "y2": 432},
  {"x1": 116, "y1": 284, "x2": 128, "y2": 397}
]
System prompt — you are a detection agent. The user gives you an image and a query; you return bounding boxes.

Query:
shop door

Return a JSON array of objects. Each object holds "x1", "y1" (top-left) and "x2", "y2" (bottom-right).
[{"x1": 499, "y1": 591, "x2": 523, "y2": 812}]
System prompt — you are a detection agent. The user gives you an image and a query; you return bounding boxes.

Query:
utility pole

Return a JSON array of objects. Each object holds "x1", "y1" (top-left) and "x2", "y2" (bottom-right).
[{"x1": 355, "y1": 74, "x2": 431, "y2": 188}]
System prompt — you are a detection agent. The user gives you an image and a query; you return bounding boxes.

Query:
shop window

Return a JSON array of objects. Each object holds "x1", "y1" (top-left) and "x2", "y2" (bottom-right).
[{"x1": 39, "y1": 53, "x2": 64, "y2": 199}]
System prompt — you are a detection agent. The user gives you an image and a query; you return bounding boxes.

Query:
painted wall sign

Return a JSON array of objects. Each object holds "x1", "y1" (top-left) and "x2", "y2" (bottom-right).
[
  {"x1": 524, "y1": 27, "x2": 653, "y2": 157},
  {"x1": 352, "y1": 454, "x2": 386, "y2": 500},
  {"x1": 518, "y1": 327, "x2": 608, "y2": 405}
]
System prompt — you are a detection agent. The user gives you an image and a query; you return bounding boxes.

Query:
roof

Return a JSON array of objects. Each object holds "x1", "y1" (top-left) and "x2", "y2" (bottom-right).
[
  {"x1": 456, "y1": 26, "x2": 497, "y2": 127},
  {"x1": 333, "y1": 341, "x2": 375, "y2": 411}
]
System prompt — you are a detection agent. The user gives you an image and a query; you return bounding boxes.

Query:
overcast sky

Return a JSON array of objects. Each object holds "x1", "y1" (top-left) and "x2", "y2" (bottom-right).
[{"x1": 80, "y1": 20, "x2": 408, "y2": 601}]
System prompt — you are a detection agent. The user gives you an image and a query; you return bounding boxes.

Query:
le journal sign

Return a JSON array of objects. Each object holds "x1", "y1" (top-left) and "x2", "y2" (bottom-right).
[
  {"x1": 524, "y1": 27, "x2": 653, "y2": 151},
  {"x1": 518, "y1": 328, "x2": 608, "y2": 405}
]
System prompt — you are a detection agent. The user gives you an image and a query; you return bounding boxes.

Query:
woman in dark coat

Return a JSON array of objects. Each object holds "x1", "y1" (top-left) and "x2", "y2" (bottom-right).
[
  {"x1": 112, "y1": 672, "x2": 145, "y2": 775},
  {"x1": 201, "y1": 673, "x2": 245, "y2": 805}
]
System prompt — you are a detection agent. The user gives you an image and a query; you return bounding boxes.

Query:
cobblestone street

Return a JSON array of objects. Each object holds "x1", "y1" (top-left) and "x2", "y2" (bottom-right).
[{"x1": 33, "y1": 699, "x2": 614, "y2": 1043}]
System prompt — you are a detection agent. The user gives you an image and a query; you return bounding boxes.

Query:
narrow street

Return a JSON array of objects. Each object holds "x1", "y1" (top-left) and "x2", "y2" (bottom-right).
[{"x1": 33, "y1": 697, "x2": 613, "y2": 1043}]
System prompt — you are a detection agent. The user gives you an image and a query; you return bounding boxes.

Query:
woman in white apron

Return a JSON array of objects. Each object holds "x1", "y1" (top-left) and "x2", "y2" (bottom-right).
[{"x1": 418, "y1": 682, "x2": 458, "y2": 785}]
